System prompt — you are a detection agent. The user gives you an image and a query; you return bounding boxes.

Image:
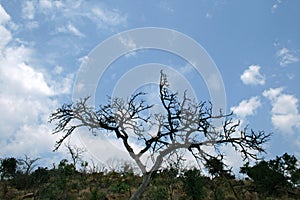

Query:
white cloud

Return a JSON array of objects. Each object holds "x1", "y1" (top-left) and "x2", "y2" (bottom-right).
[
  {"x1": 240, "y1": 65, "x2": 265, "y2": 85},
  {"x1": 159, "y1": 1, "x2": 175, "y2": 13},
  {"x1": 56, "y1": 23, "x2": 85, "y2": 37},
  {"x1": 26, "y1": 21, "x2": 39, "y2": 29},
  {"x1": 205, "y1": 12, "x2": 212, "y2": 19},
  {"x1": 92, "y1": 7, "x2": 127, "y2": 27},
  {"x1": 37, "y1": 0, "x2": 65, "y2": 19},
  {"x1": 0, "y1": 1, "x2": 128, "y2": 167},
  {"x1": 221, "y1": 145, "x2": 244, "y2": 176},
  {"x1": 19, "y1": 1, "x2": 128, "y2": 36},
  {"x1": 0, "y1": 45, "x2": 70, "y2": 96},
  {"x1": 53, "y1": 65, "x2": 63, "y2": 74},
  {"x1": 0, "y1": 25, "x2": 11, "y2": 49},
  {"x1": 262, "y1": 87, "x2": 283, "y2": 100},
  {"x1": 39, "y1": 0, "x2": 52, "y2": 8},
  {"x1": 22, "y1": 1, "x2": 35, "y2": 20},
  {"x1": 179, "y1": 63, "x2": 194, "y2": 75},
  {"x1": 0, "y1": 18, "x2": 73, "y2": 161},
  {"x1": 67, "y1": 23, "x2": 85, "y2": 37},
  {"x1": 263, "y1": 87, "x2": 300, "y2": 133},
  {"x1": 271, "y1": 0, "x2": 282, "y2": 13},
  {"x1": 207, "y1": 73, "x2": 223, "y2": 91},
  {"x1": 0, "y1": 53, "x2": 73, "y2": 161},
  {"x1": 276, "y1": 48, "x2": 299, "y2": 67},
  {"x1": 0, "y1": 5, "x2": 11, "y2": 49},
  {"x1": 231, "y1": 96, "x2": 261, "y2": 119},
  {"x1": 34, "y1": 1, "x2": 127, "y2": 34},
  {"x1": 0, "y1": 4, "x2": 10, "y2": 24},
  {"x1": 73, "y1": 133, "x2": 132, "y2": 165},
  {"x1": 0, "y1": 43, "x2": 73, "y2": 97},
  {"x1": 118, "y1": 36, "x2": 137, "y2": 57},
  {"x1": 50, "y1": 73, "x2": 74, "y2": 94},
  {"x1": 11, "y1": 62, "x2": 53, "y2": 95},
  {"x1": 118, "y1": 36, "x2": 137, "y2": 50}
]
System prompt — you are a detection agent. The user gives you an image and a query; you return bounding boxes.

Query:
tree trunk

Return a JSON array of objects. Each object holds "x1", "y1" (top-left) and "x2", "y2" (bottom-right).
[{"x1": 130, "y1": 172, "x2": 152, "y2": 200}]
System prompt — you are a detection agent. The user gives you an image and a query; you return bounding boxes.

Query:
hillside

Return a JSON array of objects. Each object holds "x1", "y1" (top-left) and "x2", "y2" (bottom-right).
[{"x1": 1, "y1": 157, "x2": 299, "y2": 200}]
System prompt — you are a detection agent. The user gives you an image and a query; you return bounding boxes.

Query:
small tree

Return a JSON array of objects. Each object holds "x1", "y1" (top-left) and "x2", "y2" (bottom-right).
[
  {"x1": 158, "y1": 150, "x2": 186, "y2": 200},
  {"x1": 50, "y1": 71, "x2": 270, "y2": 199},
  {"x1": 0, "y1": 157, "x2": 18, "y2": 180},
  {"x1": 9, "y1": 155, "x2": 40, "y2": 190},
  {"x1": 240, "y1": 153, "x2": 300, "y2": 196},
  {"x1": 64, "y1": 142, "x2": 86, "y2": 170},
  {"x1": 204, "y1": 156, "x2": 234, "y2": 179},
  {"x1": 31, "y1": 167, "x2": 50, "y2": 186},
  {"x1": 19, "y1": 155, "x2": 40, "y2": 175},
  {"x1": 56, "y1": 159, "x2": 75, "y2": 191},
  {"x1": 182, "y1": 168, "x2": 207, "y2": 200},
  {"x1": 268, "y1": 153, "x2": 300, "y2": 186},
  {"x1": 241, "y1": 161, "x2": 286, "y2": 196},
  {"x1": 204, "y1": 156, "x2": 236, "y2": 199}
]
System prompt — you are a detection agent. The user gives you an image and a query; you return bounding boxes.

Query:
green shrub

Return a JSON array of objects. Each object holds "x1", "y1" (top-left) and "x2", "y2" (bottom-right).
[{"x1": 182, "y1": 169, "x2": 207, "y2": 200}]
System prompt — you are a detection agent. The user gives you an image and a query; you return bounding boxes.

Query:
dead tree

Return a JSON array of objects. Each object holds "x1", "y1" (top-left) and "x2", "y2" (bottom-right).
[
  {"x1": 50, "y1": 71, "x2": 270, "y2": 200},
  {"x1": 64, "y1": 142, "x2": 86, "y2": 170},
  {"x1": 19, "y1": 155, "x2": 40, "y2": 175}
]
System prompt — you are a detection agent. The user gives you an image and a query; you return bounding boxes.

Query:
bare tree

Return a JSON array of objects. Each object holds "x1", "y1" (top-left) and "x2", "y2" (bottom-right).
[
  {"x1": 50, "y1": 71, "x2": 270, "y2": 200},
  {"x1": 64, "y1": 142, "x2": 86, "y2": 170},
  {"x1": 19, "y1": 155, "x2": 40, "y2": 175}
]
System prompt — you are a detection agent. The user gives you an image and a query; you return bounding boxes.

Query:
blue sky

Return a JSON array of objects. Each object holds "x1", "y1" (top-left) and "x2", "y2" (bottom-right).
[{"x1": 0, "y1": 0, "x2": 299, "y2": 171}]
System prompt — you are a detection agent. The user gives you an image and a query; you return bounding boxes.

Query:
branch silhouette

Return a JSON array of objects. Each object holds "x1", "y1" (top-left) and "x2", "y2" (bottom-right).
[{"x1": 50, "y1": 70, "x2": 271, "y2": 200}]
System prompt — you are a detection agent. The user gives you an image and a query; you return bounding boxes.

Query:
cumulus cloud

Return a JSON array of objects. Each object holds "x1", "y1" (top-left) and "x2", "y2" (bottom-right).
[
  {"x1": 0, "y1": 1, "x2": 127, "y2": 167},
  {"x1": 262, "y1": 87, "x2": 283, "y2": 101},
  {"x1": 0, "y1": 48, "x2": 51, "y2": 96},
  {"x1": 231, "y1": 96, "x2": 261, "y2": 119},
  {"x1": 276, "y1": 48, "x2": 299, "y2": 67},
  {"x1": 0, "y1": 9, "x2": 74, "y2": 161},
  {"x1": 240, "y1": 65, "x2": 265, "y2": 85},
  {"x1": 1, "y1": 45, "x2": 73, "y2": 96},
  {"x1": 263, "y1": 87, "x2": 300, "y2": 133}
]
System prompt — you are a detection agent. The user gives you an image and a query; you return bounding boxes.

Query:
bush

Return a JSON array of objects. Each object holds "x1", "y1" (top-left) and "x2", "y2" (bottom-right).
[
  {"x1": 182, "y1": 168, "x2": 207, "y2": 200},
  {"x1": 144, "y1": 185, "x2": 168, "y2": 200}
]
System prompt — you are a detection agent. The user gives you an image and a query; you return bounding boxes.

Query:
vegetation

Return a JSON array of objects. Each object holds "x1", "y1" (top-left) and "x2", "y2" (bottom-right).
[{"x1": 0, "y1": 153, "x2": 299, "y2": 199}]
